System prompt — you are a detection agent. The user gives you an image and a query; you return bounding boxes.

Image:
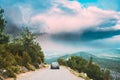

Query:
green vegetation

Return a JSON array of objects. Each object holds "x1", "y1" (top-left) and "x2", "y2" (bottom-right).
[
  {"x1": 58, "y1": 56, "x2": 112, "y2": 80},
  {"x1": 0, "y1": 8, "x2": 44, "y2": 78},
  {"x1": 54, "y1": 51, "x2": 120, "y2": 79}
]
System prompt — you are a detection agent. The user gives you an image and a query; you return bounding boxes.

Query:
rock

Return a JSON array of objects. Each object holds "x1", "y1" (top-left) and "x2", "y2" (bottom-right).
[
  {"x1": 18, "y1": 66, "x2": 28, "y2": 73},
  {"x1": 39, "y1": 63, "x2": 45, "y2": 68},
  {"x1": 0, "y1": 76, "x2": 5, "y2": 80}
]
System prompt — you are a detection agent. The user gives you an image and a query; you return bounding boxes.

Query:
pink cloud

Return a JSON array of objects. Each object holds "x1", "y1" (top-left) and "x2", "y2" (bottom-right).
[{"x1": 30, "y1": 0, "x2": 120, "y2": 34}]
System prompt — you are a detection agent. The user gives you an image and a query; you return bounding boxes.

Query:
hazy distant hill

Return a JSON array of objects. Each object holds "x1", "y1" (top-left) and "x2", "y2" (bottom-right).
[
  {"x1": 45, "y1": 51, "x2": 120, "y2": 73},
  {"x1": 90, "y1": 49, "x2": 120, "y2": 58},
  {"x1": 45, "y1": 52, "x2": 96, "y2": 63}
]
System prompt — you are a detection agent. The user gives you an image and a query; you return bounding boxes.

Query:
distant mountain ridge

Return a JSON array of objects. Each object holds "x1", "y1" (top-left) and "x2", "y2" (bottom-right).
[
  {"x1": 90, "y1": 49, "x2": 120, "y2": 58},
  {"x1": 45, "y1": 50, "x2": 120, "y2": 73}
]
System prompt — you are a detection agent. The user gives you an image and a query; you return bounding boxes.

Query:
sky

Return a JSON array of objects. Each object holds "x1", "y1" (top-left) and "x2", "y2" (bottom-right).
[{"x1": 0, "y1": 0, "x2": 120, "y2": 56}]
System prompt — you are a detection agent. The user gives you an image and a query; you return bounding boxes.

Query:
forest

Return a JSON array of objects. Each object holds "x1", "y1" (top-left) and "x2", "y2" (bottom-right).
[
  {"x1": 58, "y1": 56, "x2": 112, "y2": 80},
  {"x1": 0, "y1": 8, "x2": 44, "y2": 78}
]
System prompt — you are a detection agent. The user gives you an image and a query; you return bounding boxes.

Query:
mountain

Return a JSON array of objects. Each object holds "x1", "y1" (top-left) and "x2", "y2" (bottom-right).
[
  {"x1": 90, "y1": 49, "x2": 120, "y2": 58},
  {"x1": 45, "y1": 51, "x2": 120, "y2": 73},
  {"x1": 45, "y1": 52, "x2": 91, "y2": 63},
  {"x1": 45, "y1": 52, "x2": 97, "y2": 64},
  {"x1": 59, "y1": 52, "x2": 97, "y2": 60}
]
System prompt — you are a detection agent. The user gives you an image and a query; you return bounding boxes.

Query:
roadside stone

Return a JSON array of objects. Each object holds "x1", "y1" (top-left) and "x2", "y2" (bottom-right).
[{"x1": 0, "y1": 76, "x2": 5, "y2": 80}]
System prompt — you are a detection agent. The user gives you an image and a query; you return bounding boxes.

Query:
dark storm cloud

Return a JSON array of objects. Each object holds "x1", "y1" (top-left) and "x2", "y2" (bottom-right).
[
  {"x1": 5, "y1": 21, "x2": 21, "y2": 35},
  {"x1": 51, "y1": 29, "x2": 120, "y2": 42},
  {"x1": 80, "y1": 29, "x2": 120, "y2": 41},
  {"x1": 0, "y1": 0, "x2": 56, "y2": 35}
]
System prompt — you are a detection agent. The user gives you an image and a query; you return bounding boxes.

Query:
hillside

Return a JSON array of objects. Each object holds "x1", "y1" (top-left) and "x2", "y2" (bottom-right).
[{"x1": 45, "y1": 51, "x2": 120, "y2": 73}]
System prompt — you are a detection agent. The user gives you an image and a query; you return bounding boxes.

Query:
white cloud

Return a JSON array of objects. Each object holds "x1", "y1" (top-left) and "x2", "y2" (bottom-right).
[
  {"x1": 2, "y1": 0, "x2": 120, "y2": 53},
  {"x1": 89, "y1": 35, "x2": 120, "y2": 49},
  {"x1": 30, "y1": 0, "x2": 120, "y2": 34},
  {"x1": 35, "y1": 34, "x2": 84, "y2": 53},
  {"x1": 114, "y1": 16, "x2": 120, "y2": 29},
  {"x1": 104, "y1": 35, "x2": 120, "y2": 42},
  {"x1": 19, "y1": 4, "x2": 33, "y2": 24},
  {"x1": 6, "y1": 0, "x2": 119, "y2": 34},
  {"x1": 55, "y1": 0, "x2": 82, "y2": 12}
]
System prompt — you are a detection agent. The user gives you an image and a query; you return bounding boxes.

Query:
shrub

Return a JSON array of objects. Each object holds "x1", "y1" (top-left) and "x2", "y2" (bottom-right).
[
  {"x1": 6, "y1": 68, "x2": 16, "y2": 78},
  {"x1": 26, "y1": 63, "x2": 35, "y2": 71},
  {"x1": 58, "y1": 56, "x2": 112, "y2": 80},
  {"x1": 33, "y1": 63, "x2": 40, "y2": 69},
  {"x1": 58, "y1": 58, "x2": 66, "y2": 65},
  {"x1": 10, "y1": 66, "x2": 19, "y2": 74},
  {"x1": 0, "y1": 8, "x2": 45, "y2": 78},
  {"x1": 18, "y1": 66, "x2": 28, "y2": 73}
]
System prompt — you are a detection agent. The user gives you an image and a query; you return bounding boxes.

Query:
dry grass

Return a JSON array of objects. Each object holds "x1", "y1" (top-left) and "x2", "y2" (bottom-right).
[
  {"x1": 64, "y1": 66, "x2": 91, "y2": 80},
  {"x1": 5, "y1": 78, "x2": 14, "y2": 80},
  {"x1": 5, "y1": 64, "x2": 47, "y2": 80}
]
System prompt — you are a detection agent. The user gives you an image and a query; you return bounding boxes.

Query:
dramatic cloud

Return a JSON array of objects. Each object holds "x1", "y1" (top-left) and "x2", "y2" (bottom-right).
[
  {"x1": 51, "y1": 29, "x2": 120, "y2": 42},
  {"x1": 1, "y1": 0, "x2": 120, "y2": 53},
  {"x1": 31, "y1": 1, "x2": 120, "y2": 34},
  {"x1": 1, "y1": 0, "x2": 120, "y2": 34},
  {"x1": 0, "y1": 0, "x2": 54, "y2": 34},
  {"x1": 80, "y1": 29, "x2": 120, "y2": 41},
  {"x1": 1, "y1": 0, "x2": 120, "y2": 33}
]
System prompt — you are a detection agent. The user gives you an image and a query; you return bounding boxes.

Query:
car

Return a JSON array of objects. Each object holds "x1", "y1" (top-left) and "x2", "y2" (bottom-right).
[{"x1": 50, "y1": 62, "x2": 60, "y2": 69}]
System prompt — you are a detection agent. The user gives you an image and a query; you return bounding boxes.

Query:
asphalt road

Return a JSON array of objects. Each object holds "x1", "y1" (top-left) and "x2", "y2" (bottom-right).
[{"x1": 17, "y1": 66, "x2": 84, "y2": 80}]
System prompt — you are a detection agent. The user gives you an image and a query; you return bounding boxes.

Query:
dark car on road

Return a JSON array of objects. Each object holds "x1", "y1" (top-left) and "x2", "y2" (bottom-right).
[{"x1": 51, "y1": 62, "x2": 60, "y2": 69}]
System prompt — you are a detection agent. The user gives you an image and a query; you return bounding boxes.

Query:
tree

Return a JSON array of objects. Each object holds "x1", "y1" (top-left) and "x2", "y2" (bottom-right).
[
  {"x1": 14, "y1": 54, "x2": 22, "y2": 66},
  {"x1": 84, "y1": 57, "x2": 104, "y2": 80},
  {"x1": 85, "y1": 63, "x2": 104, "y2": 80},
  {"x1": 59, "y1": 56, "x2": 110, "y2": 80},
  {"x1": 0, "y1": 8, "x2": 9, "y2": 44},
  {"x1": 0, "y1": 45, "x2": 16, "y2": 68},
  {"x1": 88, "y1": 57, "x2": 93, "y2": 66},
  {"x1": 21, "y1": 28, "x2": 44, "y2": 65},
  {"x1": 67, "y1": 56, "x2": 87, "y2": 72},
  {"x1": 0, "y1": 8, "x2": 45, "y2": 78},
  {"x1": 21, "y1": 27, "x2": 34, "y2": 52},
  {"x1": 57, "y1": 58, "x2": 66, "y2": 65},
  {"x1": 103, "y1": 69, "x2": 112, "y2": 80},
  {"x1": 0, "y1": 33, "x2": 9, "y2": 44},
  {"x1": 22, "y1": 52, "x2": 32, "y2": 67},
  {"x1": 0, "y1": 8, "x2": 6, "y2": 32}
]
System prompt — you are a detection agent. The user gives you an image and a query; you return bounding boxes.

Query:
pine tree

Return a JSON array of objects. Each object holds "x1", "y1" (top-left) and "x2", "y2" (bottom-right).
[{"x1": 0, "y1": 8, "x2": 9, "y2": 44}]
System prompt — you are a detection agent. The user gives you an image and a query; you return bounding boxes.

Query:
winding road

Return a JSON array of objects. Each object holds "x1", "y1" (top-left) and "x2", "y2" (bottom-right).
[{"x1": 17, "y1": 66, "x2": 84, "y2": 80}]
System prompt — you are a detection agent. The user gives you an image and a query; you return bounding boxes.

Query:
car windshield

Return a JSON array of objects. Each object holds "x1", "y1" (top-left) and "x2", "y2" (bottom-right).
[{"x1": 52, "y1": 62, "x2": 59, "y2": 66}]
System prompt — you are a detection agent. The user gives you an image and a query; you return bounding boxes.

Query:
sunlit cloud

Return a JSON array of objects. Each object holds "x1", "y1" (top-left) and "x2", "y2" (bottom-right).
[
  {"x1": 31, "y1": 2, "x2": 120, "y2": 34},
  {"x1": 1, "y1": 0, "x2": 120, "y2": 53}
]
